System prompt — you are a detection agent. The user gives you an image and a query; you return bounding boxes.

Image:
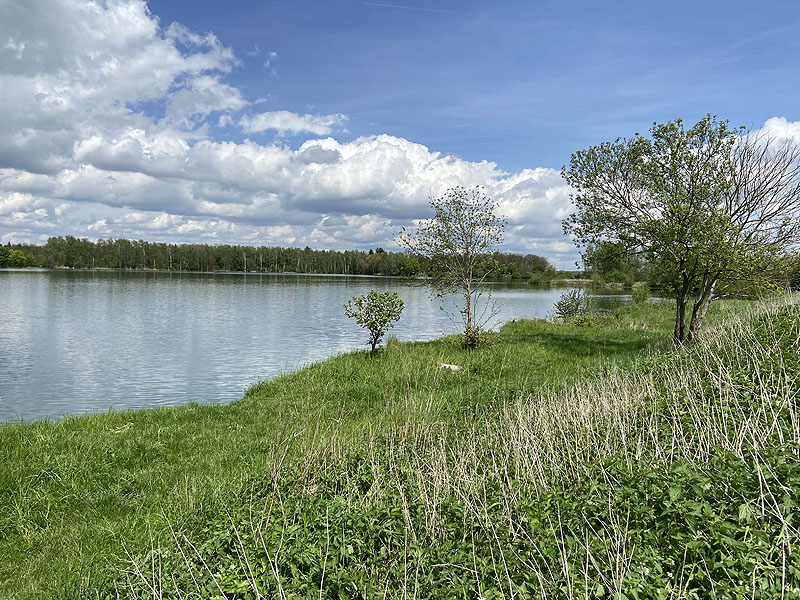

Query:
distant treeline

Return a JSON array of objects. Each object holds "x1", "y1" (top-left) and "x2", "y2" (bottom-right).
[
  {"x1": 7, "y1": 236, "x2": 797, "y2": 288},
  {"x1": 1, "y1": 236, "x2": 563, "y2": 280}
]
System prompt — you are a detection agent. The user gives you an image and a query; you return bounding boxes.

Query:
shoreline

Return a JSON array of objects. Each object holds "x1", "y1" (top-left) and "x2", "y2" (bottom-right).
[{"x1": 5, "y1": 299, "x2": 791, "y2": 597}]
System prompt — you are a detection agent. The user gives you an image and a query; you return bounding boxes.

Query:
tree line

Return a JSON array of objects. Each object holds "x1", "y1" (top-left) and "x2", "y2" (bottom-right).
[{"x1": 1, "y1": 236, "x2": 560, "y2": 280}]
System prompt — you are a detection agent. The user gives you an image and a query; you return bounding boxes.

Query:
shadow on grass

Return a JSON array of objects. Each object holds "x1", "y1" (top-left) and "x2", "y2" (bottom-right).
[{"x1": 507, "y1": 329, "x2": 665, "y2": 358}]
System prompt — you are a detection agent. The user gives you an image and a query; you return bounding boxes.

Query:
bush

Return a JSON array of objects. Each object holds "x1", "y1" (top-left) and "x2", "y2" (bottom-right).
[
  {"x1": 552, "y1": 289, "x2": 605, "y2": 326},
  {"x1": 553, "y1": 289, "x2": 588, "y2": 320},
  {"x1": 631, "y1": 284, "x2": 650, "y2": 305},
  {"x1": 461, "y1": 324, "x2": 495, "y2": 350},
  {"x1": 344, "y1": 290, "x2": 405, "y2": 353}
]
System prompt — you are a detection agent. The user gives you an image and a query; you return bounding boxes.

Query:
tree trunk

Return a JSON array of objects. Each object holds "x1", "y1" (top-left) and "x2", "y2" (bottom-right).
[
  {"x1": 673, "y1": 291, "x2": 688, "y2": 347},
  {"x1": 687, "y1": 280, "x2": 716, "y2": 342},
  {"x1": 465, "y1": 284, "x2": 472, "y2": 330},
  {"x1": 370, "y1": 331, "x2": 380, "y2": 354}
]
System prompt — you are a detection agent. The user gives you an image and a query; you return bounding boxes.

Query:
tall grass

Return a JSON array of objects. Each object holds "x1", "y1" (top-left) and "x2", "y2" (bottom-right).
[
  {"x1": 113, "y1": 296, "x2": 800, "y2": 599},
  {"x1": 2, "y1": 302, "x2": 677, "y2": 598}
]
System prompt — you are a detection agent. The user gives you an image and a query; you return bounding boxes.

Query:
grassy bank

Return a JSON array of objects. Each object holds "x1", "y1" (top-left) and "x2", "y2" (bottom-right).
[{"x1": 0, "y1": 298, "x2": 797, "y2": 598}]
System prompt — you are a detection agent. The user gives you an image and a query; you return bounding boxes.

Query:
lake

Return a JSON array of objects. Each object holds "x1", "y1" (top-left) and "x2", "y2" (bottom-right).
[{"x1": 0, "y1": 269, "x2": 629, "y2": 422}]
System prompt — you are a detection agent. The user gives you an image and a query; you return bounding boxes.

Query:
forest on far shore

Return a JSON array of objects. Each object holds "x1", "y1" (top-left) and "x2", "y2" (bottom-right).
[
  {"x1": 6, "y1": 236, "x2": 798, "y2": 289},
  {"x1": 1, "y1": 236, "x2": 570, "y2": 282}
]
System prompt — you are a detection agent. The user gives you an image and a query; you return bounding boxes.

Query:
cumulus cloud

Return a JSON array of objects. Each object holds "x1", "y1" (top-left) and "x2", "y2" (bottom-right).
[
  {"x1": 0, "y1": 0, "x2": 596, "y2": 267},
  {"x1": 756, "y1": 117, "x2": 800, "y2": 144},
  {"x1": 168, "y1": 75, "x2": 248, "y2": 123},
  {"x1": 239, "y1": 111, "x2": 348, "y2": 136}
]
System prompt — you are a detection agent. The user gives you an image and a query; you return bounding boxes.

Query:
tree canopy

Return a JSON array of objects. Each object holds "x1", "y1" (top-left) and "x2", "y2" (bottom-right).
[
  {"x1": 344, "y1": 290, "x2": 405, "y2": 354},
  {"x1": 582, "y1": 241, "x2": 647, "y2": 285},
  {"x1": 2, "y1": 237, "x2": 556, "y2": 281},
  {"x1": 397, "y1": 186, "x2": 505, "y2": 348},
  {"x1": 563, "y1": 115, "x2": 800, "y2": 345}
]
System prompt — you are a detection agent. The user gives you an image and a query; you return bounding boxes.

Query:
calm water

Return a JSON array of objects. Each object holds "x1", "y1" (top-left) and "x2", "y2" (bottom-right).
[{"x1": 0, "y1": 269, "x2": 628, "y2": 422}]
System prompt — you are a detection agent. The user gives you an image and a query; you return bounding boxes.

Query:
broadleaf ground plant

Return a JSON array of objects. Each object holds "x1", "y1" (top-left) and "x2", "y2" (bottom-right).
[{"x1": 344, "y1": 290, "x2": 405, "y2": 353}]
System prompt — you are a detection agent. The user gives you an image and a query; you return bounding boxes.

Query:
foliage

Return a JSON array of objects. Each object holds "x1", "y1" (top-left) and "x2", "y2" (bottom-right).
[
  {"x1": 460, "y1": 324, "x2": 495, "y2": 350},
  {"x1": 527, "y1": 265, "x2": 557, "y2": 285},
  {"x1": 631, "y1": 283, "x2": 651, "y2": 305},
  {"x1": 2, "y1": 237, "x2": 556, "y2": 280},
  {"x1": 344, "y1": 290, "x2": 405, "y2": 353},
  {"x1": 563, "y1": 115, "x2": 800, "y2": 345},
  {"x1": 397, "y1": 186, "x2": 506, "y2": 337},
  {"x1": 552, "y1": 288, "x2": 592, "y2": 320},
  {"x1": 788, "y1": 254, "x2": 800, "y2": 290},
  {"x1": 583, "y1": 240, "x2": 646, "y2": 286},
  {"x1": 110, "y1": 444, "x2": 800, "y2": 600},
  {"x1": 0, "y1": 246, "x2": 35, "y2": 268}
]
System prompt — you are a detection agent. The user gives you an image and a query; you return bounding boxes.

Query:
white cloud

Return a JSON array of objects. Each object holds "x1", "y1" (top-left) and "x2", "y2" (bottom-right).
[
  {"x1": 239, "y1": 111, "x2": 348, "y2": 136},
  {"x1": 168, "y1": 75, "x2": 248, "y2": 124},
  {"x1": 0, "y1": 0, "x2": 603, "y2": 268},
  {"x1": 757, "y1": 117, "x2": 800, "y2": 144},
  {"x1": 87, "y1": 218, "x2": 109, "y2": 232},
  {"x1": 0, "y1": 192, "x2": 46, "y2": 215}
]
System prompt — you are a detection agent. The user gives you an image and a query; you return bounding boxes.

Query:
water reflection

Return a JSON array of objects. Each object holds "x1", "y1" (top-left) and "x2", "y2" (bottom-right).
[{"x1": 0, "y1": 270, "x2": 633, "y2": 422}]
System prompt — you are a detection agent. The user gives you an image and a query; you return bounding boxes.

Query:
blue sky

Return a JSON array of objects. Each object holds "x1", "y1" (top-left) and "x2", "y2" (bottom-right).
[
  {"x1": 1, "y1": 0, "x2": 799, "y2": 267},
  {"x1": 148, "y1": 0, "x2": 800, "y2": 169}
]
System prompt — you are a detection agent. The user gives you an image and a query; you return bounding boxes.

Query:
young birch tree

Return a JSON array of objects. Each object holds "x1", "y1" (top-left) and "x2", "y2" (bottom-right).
[
  {"x1": 397, "y1": 186, "x2": 505, "y2": 348},
  {"x1": 563, "y1": 115, "x2": 800, "y2": 346}
]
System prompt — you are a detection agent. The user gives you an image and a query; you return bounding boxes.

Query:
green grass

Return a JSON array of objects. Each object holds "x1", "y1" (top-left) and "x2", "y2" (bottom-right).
[{"x1": 0, "y1": 298, "x2": 795, "y2": 598}]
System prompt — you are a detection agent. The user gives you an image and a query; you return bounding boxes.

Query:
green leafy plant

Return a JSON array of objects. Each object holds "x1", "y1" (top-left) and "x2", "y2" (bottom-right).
[
  {"x1": 553, "y1": 289, "x2": 587, "y2": 320},
  {"x1": 631, "y1": 284, "x2": 650, "y2": 305},
  {"x1": 344, "y1": 290, "x2": 405, "y2": 353},
  {"x1": 461, "y1": 324, "x2": 495, "y2": 350}
]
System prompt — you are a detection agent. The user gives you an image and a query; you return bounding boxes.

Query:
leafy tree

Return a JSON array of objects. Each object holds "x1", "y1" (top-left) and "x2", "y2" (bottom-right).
[
  {"x1": 563, "y1": 115, "x2": 800, "y2": 345},
  {"x1": 396, "y1": 255, "x2": 421, "y2": 277},
  {"x1": 0, "y1": 247, "x2": 35, "y2": 268},
  {"x1": 397, "y1": 186, "x2": 505, "y2": 348},
  {"x1": 344, "y1": 290, "x2": 405, "y2": 354},
  {"x1": 790, "y1": 254, "x2": 800, "y2": 290},
  {"x1": 583, "y1": 241, "x2": 645, "y2": 286}
]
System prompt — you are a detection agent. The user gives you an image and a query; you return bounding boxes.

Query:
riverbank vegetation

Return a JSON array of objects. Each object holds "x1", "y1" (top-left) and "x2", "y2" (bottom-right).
[
  {"x1": 2, "y1": 236, "x2": 560, "y2": 282},
  {"x1": 1, "y1": 295, "x2": 798, "y2": 598},
  {"x1": 8, "y1": 237, "x2": 795, "y2": 293},
  {"x1": 564, "y1": 115, "x2": 800, "y2": 345}
]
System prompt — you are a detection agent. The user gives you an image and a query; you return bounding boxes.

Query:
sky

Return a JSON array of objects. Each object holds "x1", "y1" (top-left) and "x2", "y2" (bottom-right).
[{"x1": 1, "y1": 0, "x2": 800, "y2": 268}]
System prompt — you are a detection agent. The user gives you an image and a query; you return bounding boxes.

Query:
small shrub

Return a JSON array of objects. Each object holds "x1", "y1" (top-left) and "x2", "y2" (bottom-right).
[
  {"x1": 461, "y1": 324, "x2": 495, "y2": 350},
  {"x1": 631, "y1": 284, "x2": 650, "y2": 305},
  {"x1": 344, "y1": 290, "x2": 405, "y2": 353},
  {"x1": 552, "y1": 290, "x2": 605, "y2": 326},
  {"x1": 570, "y1": 313, "x2": 595, "y2": 327},
  {"x1": 553, "y1": 289, "x2": 587, "y2": 320}
]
